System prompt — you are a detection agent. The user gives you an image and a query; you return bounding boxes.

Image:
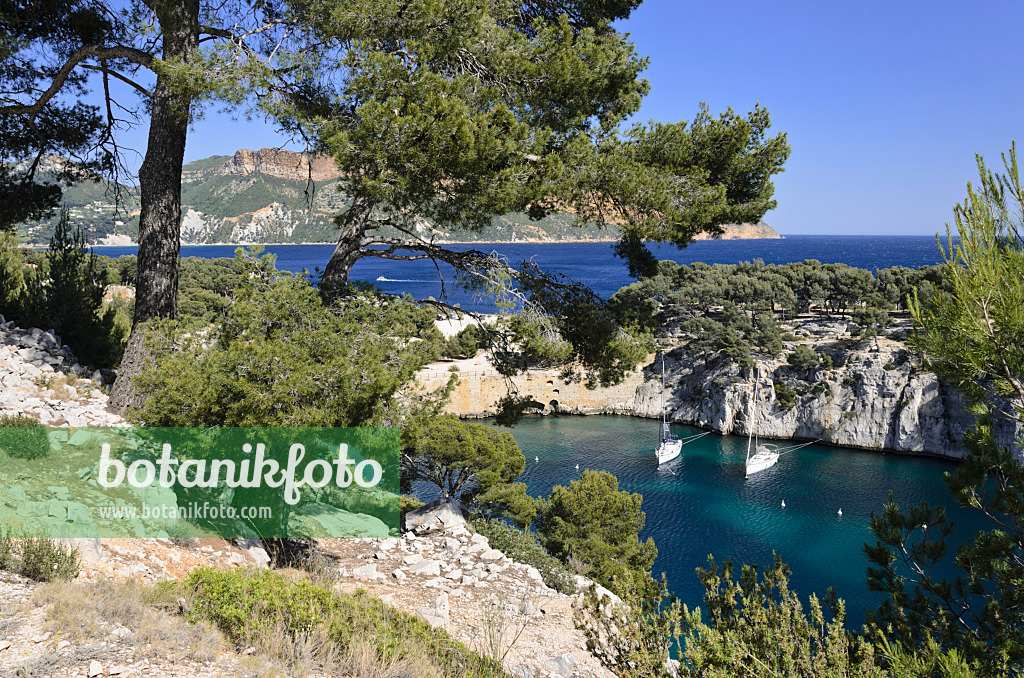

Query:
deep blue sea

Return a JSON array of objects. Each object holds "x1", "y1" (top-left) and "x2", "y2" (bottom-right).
[
  {"x1": 94, "y1": 234, "x2": 949, "y2": 313},
  {"x1": 94, "y1": 234, "x2": 969, "y2": 626}
]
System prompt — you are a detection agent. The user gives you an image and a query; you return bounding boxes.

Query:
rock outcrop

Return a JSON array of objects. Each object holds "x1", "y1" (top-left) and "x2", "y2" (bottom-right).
[
  {"x1": 632, "y1": 339, "x2": 1021, "y2": 461},
  {"x1": 692, "y1": 220, "x2": 782, "y2": 240},
  {"x1": 221, "y1": 148, "x2": 342, "y2": 182},
  {"x1": 0, "y1": 315, "x2": 125, "y2": 426},
  {"x1": 424, "y1": 318, "x2": 1022, "y2": 462}
]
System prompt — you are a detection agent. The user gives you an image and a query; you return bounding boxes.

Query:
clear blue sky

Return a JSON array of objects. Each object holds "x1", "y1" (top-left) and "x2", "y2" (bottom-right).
[{"x1": 162, "y1": 0, "x2": 1024, "y2": 235}]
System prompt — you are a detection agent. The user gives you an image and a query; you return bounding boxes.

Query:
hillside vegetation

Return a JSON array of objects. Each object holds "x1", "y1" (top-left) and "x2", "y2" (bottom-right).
[{"x1": 13, "y1": 150, "x2": 781, "y2": 246}]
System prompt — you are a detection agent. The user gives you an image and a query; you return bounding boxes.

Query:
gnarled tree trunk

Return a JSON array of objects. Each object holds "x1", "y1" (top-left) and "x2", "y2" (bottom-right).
[
  {"x1": 109, "y1": 0, "x2": 199, "y2": 414},
  {"x1": 320, "y1": 196, "x2": 374, "y2": 286}
]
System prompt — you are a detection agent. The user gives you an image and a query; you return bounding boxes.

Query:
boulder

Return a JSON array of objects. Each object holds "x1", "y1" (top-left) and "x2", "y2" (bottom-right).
[
  {"x1": 402, "y1": 498, "x2": 468, "y2": 534},
  {"x1": 408, "y1": 559, "x2": 441, "y2": 577},
  {"x1": 544, "y1": 653, "x2": 577, "y2": 677}
]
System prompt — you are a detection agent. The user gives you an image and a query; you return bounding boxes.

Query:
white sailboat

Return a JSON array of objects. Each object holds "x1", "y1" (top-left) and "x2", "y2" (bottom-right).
[
  {"x1": 655, "y1": 353, "x2": 683, "y2": 464},
  {"x1": 745, "y1": 370, "x2": 779, "y2": 477}
]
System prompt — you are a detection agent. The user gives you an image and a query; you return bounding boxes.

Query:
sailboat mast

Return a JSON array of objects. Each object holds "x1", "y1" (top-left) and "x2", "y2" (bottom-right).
[
  {"x1": 660, "y1": 353, "x2": 666, "y2": 443},
  {"x1": 753, "y1": 369, "x2": 760, "y2": 449},
  {"x1": 746, "y1": 372, "x2": 758, "y2": 463}
]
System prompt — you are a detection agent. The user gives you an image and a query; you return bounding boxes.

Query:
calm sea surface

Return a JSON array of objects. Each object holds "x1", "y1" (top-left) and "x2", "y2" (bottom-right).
[
  {"x1": 94, "y1": 234, "x2": 949, "y2": 313},
  {"x1": 95, "y1": 234, "x2": 970, "y2": 625},
  {"x1": 485, "y1": 415, "x2": 985, "y2": 628}
]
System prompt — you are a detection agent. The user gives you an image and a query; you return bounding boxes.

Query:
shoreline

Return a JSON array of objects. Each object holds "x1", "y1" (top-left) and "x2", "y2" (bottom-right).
[{"x1": 88, "y1": 236, "x2": 797, "y2": 249}]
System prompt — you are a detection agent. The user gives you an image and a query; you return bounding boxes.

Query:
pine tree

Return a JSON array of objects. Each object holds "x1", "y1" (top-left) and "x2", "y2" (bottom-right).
[
  {"x1": 865, "y1": 144, "x2": 1024, "y2": 675},
  {"x1": 24, "y1": 207, "x2": 118, "y2": 366}
]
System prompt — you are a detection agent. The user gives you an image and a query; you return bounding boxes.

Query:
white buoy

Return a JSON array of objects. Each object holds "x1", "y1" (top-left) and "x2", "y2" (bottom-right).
[
  {"x1": 838, "y1": 508, "x2": 843, "y2": 516},
  {"x1": 781, "y1": 499, "x2": 786, "y2": 508}
]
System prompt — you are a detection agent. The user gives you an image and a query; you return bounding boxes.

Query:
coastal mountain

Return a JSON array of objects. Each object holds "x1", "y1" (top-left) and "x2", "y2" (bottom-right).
[{"x1": 15, "y1": 148, "x2": 783, "y2": 245}]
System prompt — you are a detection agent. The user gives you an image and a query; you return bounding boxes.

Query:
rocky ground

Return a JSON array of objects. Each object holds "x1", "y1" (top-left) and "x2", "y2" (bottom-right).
[
  {"x1": 0, "y1": 319, "x2": 612, "y2": 678},
  {"x1": 1, "y1": 529, "x2": 608, "y2": 678},
  {"x1": 320, "y1": 525, "x2": 611, "y2": 678},
  {"x1": 0, "y1": 316, "x2": 124, "y2": 427}
]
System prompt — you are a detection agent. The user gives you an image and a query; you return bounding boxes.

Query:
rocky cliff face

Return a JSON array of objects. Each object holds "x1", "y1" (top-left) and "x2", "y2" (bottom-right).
[
  {"x1": 221, "y1": 148, "x2": 342, "y2": 182},
  {"x1": 630, "y1": 338, "x2": 1022, "y2": 461},
  {"x1": 425, "y1": 319, "x2": 1021, "y2": 462},
  {"x1": 693, "y1": 220, "x2": 782, "y2": 240}
]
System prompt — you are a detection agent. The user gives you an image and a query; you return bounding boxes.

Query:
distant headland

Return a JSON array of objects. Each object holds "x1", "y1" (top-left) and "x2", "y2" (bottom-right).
[{"x1": 17, "y1": 148, "x2": 782, "y2": 246}]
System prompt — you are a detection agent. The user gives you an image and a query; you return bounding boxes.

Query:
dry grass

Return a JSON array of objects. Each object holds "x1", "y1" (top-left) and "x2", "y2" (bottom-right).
[
  {"x1": 33, "y1": 578, "x2": 223, "y2": 662},
  {"x1": 182, "y1": 567, "x2": 504, "y2": 678},
  {"x1": 34, "y1": 373, "x2": 80, "y2": 401},
  {"x1": 237, "y1": 624, "x2": 444, "y2": 678}
]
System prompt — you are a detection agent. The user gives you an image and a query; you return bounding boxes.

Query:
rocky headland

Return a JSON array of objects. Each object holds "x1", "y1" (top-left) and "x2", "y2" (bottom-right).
[
  {"x1": 18, "y1": 147, "x2": 782, "y2": 246},
  {"x1": 418, "y1": 315, "x2": 1023, "y2": 462}
]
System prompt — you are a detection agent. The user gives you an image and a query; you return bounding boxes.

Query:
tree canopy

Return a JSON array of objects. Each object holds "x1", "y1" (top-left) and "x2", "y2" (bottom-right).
[
  {"x1": 1, "y1": 0, "x2": 789, "y2": 413},
  {"x1": 402, "y1": 415, "x2": 524, "y2": 500},
  {"x1": 866, "y1": 145, "x2": 1024, "y2": 675},
  {"x1": 536, "y1": 469, "x2": 657, "y2": 592}
]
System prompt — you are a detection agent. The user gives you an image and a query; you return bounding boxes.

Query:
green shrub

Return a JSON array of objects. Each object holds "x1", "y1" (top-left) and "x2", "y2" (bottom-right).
[
  {"x1": 19, "y1": 207, "x2": 122, "y2": 368},
  {"x1": 0, "y1": 530, "x2": 14, "y2": 571},
  {"x1": 182, "y1": 567, "x2": 503, "y2": 677},
  {"x1": 134, "y1": 251, "x2": 441, "y2": 428},
  {"x1": 0, "y1": 530, "x2": 80, "y2": 582},
  {"x1": 535, "y1": 470, "x2": 657, "y2": 595},
  {"x1": 773, "y1": 381, "x2": 798, "y2": 411},
  {"x1": 472, "y1": 518, "x2": 577, "y2": 594},
  {"x1": 441, "y1": 323, "x2": 488, "y2": 359},
  {"x1": 18, "y1": 538, "x2": 80, "y2": 581},
  {"x1": 0, "y1": 414, "x2": 48, "y2": 459},
  {"x1": 676, "y1": 555, "x2": 885, "y2": 678},
  {"x1": 787, "y1": 345, "x2": 820, "y2": 371}
]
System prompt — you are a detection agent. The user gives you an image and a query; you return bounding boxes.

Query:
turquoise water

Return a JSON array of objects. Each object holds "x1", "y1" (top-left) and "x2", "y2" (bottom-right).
[{"x1": 484, "y1": 414, "x2": 986, "y2": 627}]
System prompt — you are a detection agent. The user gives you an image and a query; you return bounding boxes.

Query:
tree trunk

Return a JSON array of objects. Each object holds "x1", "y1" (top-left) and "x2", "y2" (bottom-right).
[
  {"x1": 320, "y1": 197, "x2": 373, "y2": 286},
  {"x1": 109, "y1": 1, "x2": 199, "y2": 414}
]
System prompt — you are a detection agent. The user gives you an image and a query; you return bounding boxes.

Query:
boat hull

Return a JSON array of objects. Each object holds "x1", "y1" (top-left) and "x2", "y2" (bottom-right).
[
  {"x1": 745, "y1": 448, "x2": 779, "y2": 476},
  {"x1": 656, "y1": 439, "x2": 683, "y2": 464}
]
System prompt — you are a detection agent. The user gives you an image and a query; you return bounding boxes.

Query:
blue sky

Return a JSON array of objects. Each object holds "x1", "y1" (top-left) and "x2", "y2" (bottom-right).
[
  {"x1": 156, "y1": 0, "x2": 1023, "y2": 235},
  {"x1": 614, "y1": 0, "x2": 1024, "y2": 235}
]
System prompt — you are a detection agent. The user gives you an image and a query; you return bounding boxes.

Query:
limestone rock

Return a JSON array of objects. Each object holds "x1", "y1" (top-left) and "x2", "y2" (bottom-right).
[
  {"x1": 408, "y1": 559, "x2": 441, "y2": 577},
  {"x1": 544, "y1": 653, "x2": 577, "y2": 676},
  {"x1": 403, "y1": 498, "x2": 468, "y2": 534}
]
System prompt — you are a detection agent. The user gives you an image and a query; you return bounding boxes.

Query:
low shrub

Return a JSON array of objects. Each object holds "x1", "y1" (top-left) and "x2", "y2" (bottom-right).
[
  {"x1": 0, "y1": 414, "x2": 48, "y2": 459},
  {"x1": 787, "y1": 345, "x2": 820, "y2": 372},
  {"x1": 182, "y1": 567, "x2": 504, "y2": 678},
  {"x1": 472, "y1": 518, "x2": 577, "y2": 594},
  {"x1": 773, "y1": 381, "x2": 798, "y2": 411},
  {"x1": 0, "y1": 531, "x2": 80, "y2": 582}
]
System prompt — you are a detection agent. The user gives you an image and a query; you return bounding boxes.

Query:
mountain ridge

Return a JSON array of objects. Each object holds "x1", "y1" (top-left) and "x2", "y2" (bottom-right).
[{"x1": 15, "y1": 148, "x2": 783, "y2": 245}]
